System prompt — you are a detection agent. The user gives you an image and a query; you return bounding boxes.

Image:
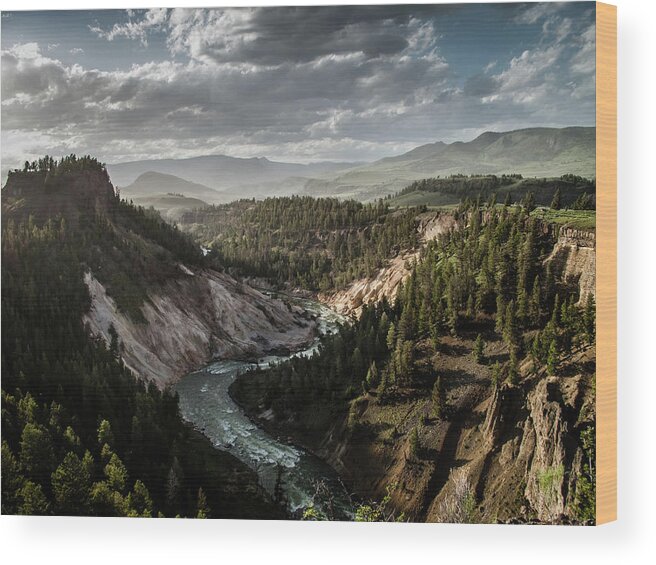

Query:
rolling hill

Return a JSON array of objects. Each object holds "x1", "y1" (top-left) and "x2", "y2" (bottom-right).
[
  {"x1": 130, "y1": 193, "x2": 209, "y2": 221},
  {"x1": 107, "y1": 155, "x2": 360, "y2": 192},
  {"x1": 119, "y1": 171, "x2": 222, "y2": 202},
  {"x1": 302, "y1": 127, "x2": 595, "y2": 201}
]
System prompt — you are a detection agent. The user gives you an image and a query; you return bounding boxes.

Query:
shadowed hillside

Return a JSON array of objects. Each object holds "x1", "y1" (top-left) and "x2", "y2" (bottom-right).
[{"x1": 0, "y1": 157, "x2": 295, "y2": 518}]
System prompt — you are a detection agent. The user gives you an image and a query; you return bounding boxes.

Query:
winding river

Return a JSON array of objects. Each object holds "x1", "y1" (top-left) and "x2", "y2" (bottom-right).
[{"x1": 173, "y1": 296, "x2": 353, "y2": 518}]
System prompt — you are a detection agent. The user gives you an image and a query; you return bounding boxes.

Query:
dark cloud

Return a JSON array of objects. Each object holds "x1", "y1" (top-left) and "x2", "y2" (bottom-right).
[
  {"x1": 464, "y1": 73, "x2": 501, "y2": 97},
  {"x1": 2, "y1": 4, "x2": 596, "y2": 173}
]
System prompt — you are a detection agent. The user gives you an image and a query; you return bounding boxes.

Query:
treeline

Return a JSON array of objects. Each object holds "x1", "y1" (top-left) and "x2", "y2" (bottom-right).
[
  {"x1": 1, "y1": 167, "x2": 275, "y2": 518},
  {"x1": 14, "y1": 154, "x2": 106, "y2": 175},
  {"x1": 232, "y1": 198, "x2": 596, "y2": 520},
  {"x1": 391, "y1": 174, "x2": 595, "y2": 209},
  {"x1": 180, "y1": 196, "x2": 421, "y2": 291},
  {"x1": 397, "y1": 174, "x2": 523, "y2": 197}
]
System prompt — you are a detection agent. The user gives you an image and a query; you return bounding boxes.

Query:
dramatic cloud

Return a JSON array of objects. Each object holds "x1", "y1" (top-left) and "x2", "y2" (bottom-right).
[
  {"x1": 1, "y1": 3, "x2": 596, "y2": 175},
  {"x1": 89, "y1": 8, "x2": 168, "y2": 46}
]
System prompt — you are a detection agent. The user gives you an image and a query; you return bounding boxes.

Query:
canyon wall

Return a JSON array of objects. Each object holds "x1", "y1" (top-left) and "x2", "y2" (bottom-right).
[
  {"x1": 545, "y1": 227, "x2": 596, "y2": 304},
  {"x1": 320, "y1": 213, "x2": 596, "y2": 318},
  {"x1": 318, "y1": 211, "x2": 458, "y2": 317},
  {"x1": 83, "y1": 268, "x2": 317, "y2": 388}
]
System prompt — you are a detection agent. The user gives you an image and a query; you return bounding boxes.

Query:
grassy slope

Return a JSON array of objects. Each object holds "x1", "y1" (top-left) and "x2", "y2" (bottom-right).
[
  {"x1": 304, "y1": 127, "x2": 595, "y2": 201},
  {"x1": 531, "y1": 208, "x2": 596, "y2": 230}
]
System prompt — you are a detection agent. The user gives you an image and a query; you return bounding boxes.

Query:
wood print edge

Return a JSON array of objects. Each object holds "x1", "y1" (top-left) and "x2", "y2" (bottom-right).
[{"x1": 595, "y1": 1, "x2": 617, "y2": 525}]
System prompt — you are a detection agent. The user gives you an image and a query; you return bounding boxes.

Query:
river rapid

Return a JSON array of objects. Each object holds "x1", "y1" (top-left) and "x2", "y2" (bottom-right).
[{"x1": 173, "y1": 296, "x2": 353, "y2": 519}]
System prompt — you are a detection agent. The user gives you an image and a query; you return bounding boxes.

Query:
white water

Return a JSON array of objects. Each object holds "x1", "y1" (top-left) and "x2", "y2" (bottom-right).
[{"x1": 174, "y1": 296, "x2": 353, "y2": 518}]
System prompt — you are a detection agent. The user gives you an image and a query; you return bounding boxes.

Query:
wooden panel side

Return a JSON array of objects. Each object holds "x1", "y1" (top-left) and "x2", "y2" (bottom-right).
[{"x1": 595, "y1": 1, "x2": 617, "y2": 525}]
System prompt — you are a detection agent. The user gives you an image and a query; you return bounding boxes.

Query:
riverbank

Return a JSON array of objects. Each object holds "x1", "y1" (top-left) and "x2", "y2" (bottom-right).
[{"x1": 173, "y1": 296, "x2": 354, "y2": 519}]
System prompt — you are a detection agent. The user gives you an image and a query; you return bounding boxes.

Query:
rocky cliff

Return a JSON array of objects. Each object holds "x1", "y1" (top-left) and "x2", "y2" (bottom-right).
[
  {"x1": 319, "y1": 213, "x2": 596, "y2": 318},
  {"x1": 3, "y1": 167, "x2": 318, "y2": 390},
  {"x1": 2, "y1": 169, "x2": 116, "y2": 226},
  {"x1": 545, "y1": 227, "x2": 596, "y2": 304},
  {"x1": 425, "y1": 349, "x2": 595, "y2": 523},
  {"x1": 318, "y1": 211, "x2": 458, "y2": 317},
  {"x1": 83, "y1": 268, "x2": 316, "y2": 388},
  {"x1": 305, "y1": 336, "x2": 595, "y2": 524}
]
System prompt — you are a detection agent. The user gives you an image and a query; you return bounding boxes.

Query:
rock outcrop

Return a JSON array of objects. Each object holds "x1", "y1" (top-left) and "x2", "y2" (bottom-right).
[
  {"x1": 318, "y1": 211, "x2": 458, "y2": 317},
  {"x1": 1, "y1": 169, "x2": 117, "y2": 226},
  {"x1": 83, "y1": 269, "x2": 316, "y2": 388},
  {"x1": 545, "y1": 227, "x2": 596, "y2": 304}
]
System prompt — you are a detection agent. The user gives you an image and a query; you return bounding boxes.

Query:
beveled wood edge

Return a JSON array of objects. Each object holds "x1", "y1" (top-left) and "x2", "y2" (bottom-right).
[{"x1": 595, "y1": 1, "x2": 617, "y2": 525}]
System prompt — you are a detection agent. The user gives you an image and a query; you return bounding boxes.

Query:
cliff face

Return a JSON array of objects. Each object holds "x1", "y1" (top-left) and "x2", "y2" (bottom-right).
[
  {"x1": 311, "y1": 340, "x2": 595, "y2": 524},
  {"x1": 318, "y1": 211, "x2": 458, "y2": 317},
  {"x1": 319, "y1": 215, "x2": 596, "y2": 318},
  {"x1": 3, "y1": 168, "x2": 319, "y2": 389},
  {"x1": 1, "y1": 169, "x2": 116, "y2": 226},
  {"x1": 545, "y1": 227, "x2": 596, "y2": 304},
  {"x1": 83, "y1": 268, "x2": 316, "y2": 388},
  {"x1": 430, "y1": 355, "x2": 595, "y2": 524}
]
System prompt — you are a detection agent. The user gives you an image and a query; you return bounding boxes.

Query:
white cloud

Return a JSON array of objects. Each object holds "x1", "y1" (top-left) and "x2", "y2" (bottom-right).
[
  {"x1": 89, "y1": 8, "x2": 168, "y2": 46},
  {"x1": 2, "y1": 5, "x2": 596, "y2": 172}
]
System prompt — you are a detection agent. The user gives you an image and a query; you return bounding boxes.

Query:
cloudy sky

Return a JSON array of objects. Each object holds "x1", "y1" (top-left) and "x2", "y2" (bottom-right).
[{"x1": 1, "y1": 2, "x2": 596, "y2": 174}]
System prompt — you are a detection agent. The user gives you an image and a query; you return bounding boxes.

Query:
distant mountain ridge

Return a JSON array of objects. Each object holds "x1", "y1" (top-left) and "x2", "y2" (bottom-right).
[
  {"x1": 302, "y1": 127, "x2": 595, "y2": 201},
  {"x1": 16, "y1": 126, "x2": 595, "y2": 204},
  {"x1": 120, "y1": 171, "x2": 222, "y2": 202},
  {"x1": 107, "y1": 155, "x2": 361, "y2": 191}
]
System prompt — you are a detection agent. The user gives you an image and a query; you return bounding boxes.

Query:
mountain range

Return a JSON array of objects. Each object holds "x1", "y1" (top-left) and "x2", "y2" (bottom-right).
[
  {"x1": 105, "y1": 126, "x2": 595, "y2": 206},
  {"x1": 302, "y1": 126, "x2": 595, "y2": 200},
  {"x1": 107, "y1": 155, "x2": 360, "y2": 191}
]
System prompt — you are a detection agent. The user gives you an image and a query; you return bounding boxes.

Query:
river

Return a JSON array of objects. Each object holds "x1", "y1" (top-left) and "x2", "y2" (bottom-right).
[{"x1": 173, "y1": 296, "x2": 354, "y2": 519}]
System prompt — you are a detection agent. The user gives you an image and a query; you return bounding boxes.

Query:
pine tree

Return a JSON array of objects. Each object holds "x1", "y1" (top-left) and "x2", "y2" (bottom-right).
[
  {"x1": 466, "y1": 293, "x2": 475, "y2": 319},
  {"x1": 408, "y1": 427, "x2": 420, "y2": 460},
  {"x1": 495, "y1": 294, "x2": 506, "y2": 333},
  {"x1": 52, "y1": 451, "x2": 93, "y2": 515},
  {"x1": 490, "y1": 362, "x2": 501, "y2": 389},
  {"x1": 105, "y1": 453, "x2": 128, "y2": 494},
  {"x1": 550, "y1": 188, "x2": 562, "y2": 210},
  {"x1": 97, "y1": 419, "x2": 114, "y2": 448},
  {"x1": 551, "y1": 293, "x2": 561, "y2": 326},
  {"x1": 108, "y1": 323, "x2": 120, "y2": 358},
  {"x1": 196, "y1": 487, "x2": 210, "y2": 519},
  {"x1": 365, "y1": 361, "x2": 379, "y2": 389},
  {"x1": 19, "y1": 423, "x2": 55, "y2": 482},
  {"x1": 529, "y1": 275, "x2": 541, "y2": 321},
  {"x1": 386, "y1": 322, "x2": 397, "y2": 351},
  {"x1": 127, "y1": 479, "x2": 153, "y2": 517},
  {"x1": 516, "y1": 287, "x2": 528, "y2": 327},
  {"x1": 503, "y1": 300, "x2": 520, "y2": 350},
  {"x1": 522, "y1": 191, "x2": 536, "y2": 213},
  {"x1": 473, "y1": 334, "x2": 485, "y2": 364},
  {"x1": 547, "y1": 339, "x2": 559, "y2": 375},
  {"x1": 18, "y1": 481, "x2": 50, "y2": 515}
]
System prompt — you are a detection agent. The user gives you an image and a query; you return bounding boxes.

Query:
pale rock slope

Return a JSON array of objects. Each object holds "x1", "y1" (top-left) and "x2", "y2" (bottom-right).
[
  {"x1": 84, "y1": 268, "x2": 316, "y2": 388},
  {"x1": 544, "y1": 227, "x2": 596, "y2": 304},
  {"x1": 318, "y1": 211, "x2": 457, "y2": 317}
]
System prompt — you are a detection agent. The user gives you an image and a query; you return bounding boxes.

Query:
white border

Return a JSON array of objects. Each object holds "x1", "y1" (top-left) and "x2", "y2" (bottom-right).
[{"x1": 1, "y1": 0, "x2": 655, "y2": 563}]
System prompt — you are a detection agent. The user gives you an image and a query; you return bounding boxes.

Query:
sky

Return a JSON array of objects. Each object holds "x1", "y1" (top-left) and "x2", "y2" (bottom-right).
[{"x1": 1, "y1": 2, "x2": 596, "y2": 173}]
